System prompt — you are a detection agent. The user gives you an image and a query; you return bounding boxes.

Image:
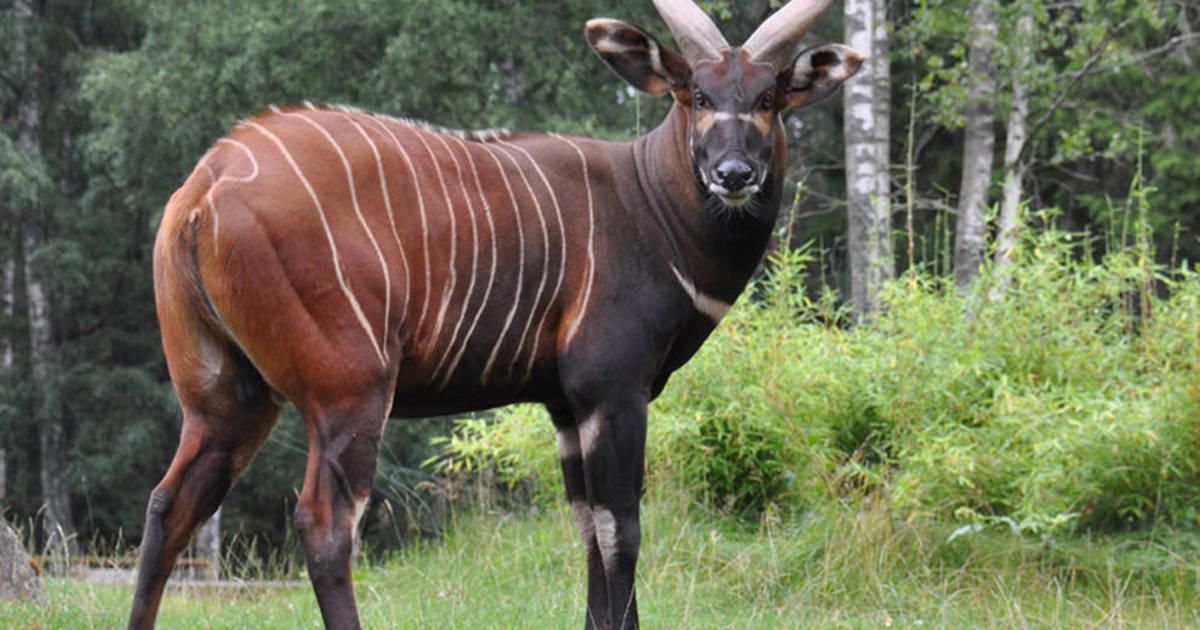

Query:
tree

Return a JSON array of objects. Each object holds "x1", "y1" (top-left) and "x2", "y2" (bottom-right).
[
  {"x1": 11, "y1": 0, "x2": 76, "y2": 569},
  {"x1": 0, "y1": 513, "x2": 43, "y2": 603},
  {"x1": 992, "y1": 5, "x2": 1033, "y2": 297},
  {"x1": 844, "y1": 0, "x2": 893, "y2": 317},
  {"x1": 953, "y1": 0, "x2": 997, "y2": 290}
]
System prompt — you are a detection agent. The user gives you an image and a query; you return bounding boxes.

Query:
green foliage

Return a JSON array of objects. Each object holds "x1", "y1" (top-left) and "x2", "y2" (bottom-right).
[
  {"x1": 8, "y1": 496, "x2": 1200, "y2": 627},
  {"x1": 438, "y1": 233, "x2": 1200, "y2": 532}
]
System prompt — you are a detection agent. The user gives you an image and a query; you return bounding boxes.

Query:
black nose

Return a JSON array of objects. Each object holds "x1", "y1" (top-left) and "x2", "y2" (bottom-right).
[{"x1": 713, "y1": 159, "x2": 755, "y2": 192}]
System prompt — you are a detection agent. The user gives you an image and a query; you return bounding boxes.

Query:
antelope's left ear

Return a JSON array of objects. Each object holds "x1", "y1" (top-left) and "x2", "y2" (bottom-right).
[
  {"x1": 783, "y1": 44, "x2": 866, "y2": 110},
  {"x1": 586, "y1": 18, "x2": 691, "y2": 96}
]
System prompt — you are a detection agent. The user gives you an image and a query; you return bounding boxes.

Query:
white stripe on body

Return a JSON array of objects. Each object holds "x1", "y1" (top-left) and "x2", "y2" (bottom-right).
[
  {"x1": 287, "y1": 112, "x2": 393, "y2": 361},
  {"x1": 433, "y1": 136, "x2": 500, "y2": 389},
  {"x1": 428, "y1": 133, "x2": 482, "y2": 387},
  {"x1": 478, "y1": 144, "x2": 528, "y2": 385},
  {"x1": 367, "y1": 117, "x2": 434, "y2": 338},
  {"x1": 247, "y1": 122, "x2": 386, "y2": 366},
  {"x1": 495, "y1": 140, "x2": 567, "y2": 382},
  {"x1": 201, "y1": 139, "x2": 260, "y2": 252},
  {"x1": 488, "y1": 144, "x2": 553, "y2": 383},
  {"x1": 341, "y1": 114, "x2": 413, "y2": 332},
  {"x1": 405, "y1": 127, "x2": 459, "y2": 347},
  {"x1": 340, "y1": 113, "x2": 402, "y2": 345},
  {"x1": 550, "y1": 134, "x2": 596, "y2": 347}
]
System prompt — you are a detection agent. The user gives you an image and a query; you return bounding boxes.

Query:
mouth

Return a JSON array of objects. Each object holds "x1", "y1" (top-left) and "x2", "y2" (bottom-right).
[{"x1": 707, "y1": 184, "x2": 760, "y2": 208}]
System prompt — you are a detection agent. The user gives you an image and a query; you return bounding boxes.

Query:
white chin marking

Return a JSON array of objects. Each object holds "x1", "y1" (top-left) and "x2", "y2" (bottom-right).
[
  {"x1": 709, "y1": 185, "x2": 759, "y2": 208},
  {"x1": 719, "y1": 194, "x2": 752, "y2": 208}
]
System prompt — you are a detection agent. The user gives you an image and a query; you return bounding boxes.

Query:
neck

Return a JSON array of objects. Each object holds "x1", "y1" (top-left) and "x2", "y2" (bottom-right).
[{"x1": 631, "y1": 102, "x2": 785, "y2": 298}]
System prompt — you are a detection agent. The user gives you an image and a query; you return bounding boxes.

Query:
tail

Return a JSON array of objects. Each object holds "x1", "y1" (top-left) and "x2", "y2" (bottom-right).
[{"x1": 154, "y1": 176, "x2": 230, "y2": 341}]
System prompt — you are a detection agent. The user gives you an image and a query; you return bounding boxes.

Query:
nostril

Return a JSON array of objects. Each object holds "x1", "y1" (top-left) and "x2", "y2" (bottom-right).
[{"x1": 714, "y1": 160, "x2": 755, "y2": 191}]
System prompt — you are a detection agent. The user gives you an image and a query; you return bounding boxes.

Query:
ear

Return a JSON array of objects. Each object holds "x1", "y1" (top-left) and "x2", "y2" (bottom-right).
[
  {"x1": 586, "y1": 18, "x2": 691, "y2": 96},
  {"x1": 783, "y1": 44, "x2": 866, "y2": 110}
]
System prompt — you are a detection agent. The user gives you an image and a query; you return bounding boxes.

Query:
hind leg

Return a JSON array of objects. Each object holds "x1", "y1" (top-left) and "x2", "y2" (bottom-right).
[
  {"x1": 293, "y1": 393, "x2": 390, "y2": 630},
  {"x1": 127, "y1": 384, "x2": 281, "y2": 629}
]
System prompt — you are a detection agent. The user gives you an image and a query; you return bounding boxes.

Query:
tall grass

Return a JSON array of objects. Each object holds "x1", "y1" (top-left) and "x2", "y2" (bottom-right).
[
  {"x1": 437, "y1": 226, "x2": 1200, "y2": 534},
  {"x1": 7, "y1": 493, "x2": 1198, "y2": 628}
]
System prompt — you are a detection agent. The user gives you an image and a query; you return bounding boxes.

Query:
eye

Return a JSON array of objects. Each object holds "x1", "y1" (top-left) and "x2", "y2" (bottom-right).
[
  {"x1": 758, "y1": 91, "x2": 775, "y2": 112},
  {"x1": 693, "y1": 91, "x2": 711, "y2": 110}
]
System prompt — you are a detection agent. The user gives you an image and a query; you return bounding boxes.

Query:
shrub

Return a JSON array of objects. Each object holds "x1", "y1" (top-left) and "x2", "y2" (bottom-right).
[{"x1": 435, "y1": 230, "x2": 1200, "y2": 532}]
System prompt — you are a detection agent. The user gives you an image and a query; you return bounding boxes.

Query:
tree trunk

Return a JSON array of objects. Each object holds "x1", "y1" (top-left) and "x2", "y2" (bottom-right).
[
  {"x1": 0, "y1": 514, "x2": 44, "y2": 603},
  {"x1": 14, "y1": 0, "x2": 75, "y2": 570},
  {"x1": 191, "y1": 508, "x2": 221, "y2": 580},
  {"x1": 844, "y1": 0, "x2": 893, "y2": 318},
  {"x1": 992, "y1": 10, "x2": 1033, "y2": 299},
  {"x1": 953, "y1": 0, "x2": 998, "y2": 291},
  {"x1": 1, "y1": 245, "x2": 12, "y2": 504}
]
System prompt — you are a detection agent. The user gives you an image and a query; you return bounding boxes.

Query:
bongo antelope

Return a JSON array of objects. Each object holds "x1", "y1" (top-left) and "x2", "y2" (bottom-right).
[{"x1": 129, "y1": 0, "x2": 861, "y2": 627}]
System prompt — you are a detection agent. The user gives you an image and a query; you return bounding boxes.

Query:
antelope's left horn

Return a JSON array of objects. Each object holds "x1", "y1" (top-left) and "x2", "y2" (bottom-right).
[{"x1": 742, "y1": 0, "x2": 835, "y2": 70}]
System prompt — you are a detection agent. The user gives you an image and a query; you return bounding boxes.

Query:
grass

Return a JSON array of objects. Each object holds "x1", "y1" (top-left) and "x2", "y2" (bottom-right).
[{"x1": 5, "y1": 489, "x2": 1199, "y2": 628}]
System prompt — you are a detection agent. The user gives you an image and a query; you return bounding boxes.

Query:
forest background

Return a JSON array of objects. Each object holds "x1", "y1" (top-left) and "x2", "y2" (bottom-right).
[{"x1": 0, "y1": 0, "x2": 1197, "y2": 586}]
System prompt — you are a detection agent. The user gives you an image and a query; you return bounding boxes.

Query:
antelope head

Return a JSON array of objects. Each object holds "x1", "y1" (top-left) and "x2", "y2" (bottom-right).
[{"x1": 587, "y1": 0, "x2": 863, "y2": 209}]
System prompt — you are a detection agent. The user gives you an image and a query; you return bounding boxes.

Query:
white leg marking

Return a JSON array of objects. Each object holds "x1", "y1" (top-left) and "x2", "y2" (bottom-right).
[
  {"x1": 405, "y1": 128, "x2": 458, "y2": 345},
  {"x1": 570, "y1": 500, "x2": 596, "y2": 542},
  {"x1": 557, "y1": 427, "x2": 581, "y2": 459},
  {"x1": 488, "y1": 144, "x2": 551, "y2": 382},
  {"x1": 591, "y1": 506, "x2": 620, "y2": 563},
  {"x1": 578, "y1": 412, "x2": 602, "y2": 459},
  {"x1": 550, "y1": 134, "x2": 596, "y2": 347},
  {"x1": 351, "y1": 494, "x2": 370, "y2": 545},
  {"x1": 434, "y1": 136, "x2": 500, "y2": 389},
  {"x1": 287, "y1": 112, "x2": 392, "y2": 361},
  {"x1": 195, "y1": 334, "x2": 225, "y2": 391},
  {"x1": 341, "y1": 113, "x2": 399, "y2": 346},
  {"x1": 496, "y1": 140, "x2": 567, "y2": 382},
  {"x1": 670, "y1": 264, "x2": 732, "y2": 323},
  {"x1": 202, "y1": 139, "x2": 260, "y2": 252},
  {"x1": 247, "y1": 121, "x2": 386, "y2": 365},
  {"x1": 368, "y1": 117, "x2": 432, "y2": 335},
  {"x1": 429, "y1": 134, "x2": 481, "y2": 387},
  {"x1": 478, "y1": 144, "x2": 527, "y2": 385}
]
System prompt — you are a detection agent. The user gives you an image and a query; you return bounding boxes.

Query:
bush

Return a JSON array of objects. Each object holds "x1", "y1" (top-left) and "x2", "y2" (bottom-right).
[{"x1": 435, "y1": 229, "x2": 1200, "y2": 532}]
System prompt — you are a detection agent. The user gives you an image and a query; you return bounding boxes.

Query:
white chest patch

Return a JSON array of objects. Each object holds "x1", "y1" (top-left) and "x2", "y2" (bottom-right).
[{"x1": 670, "y1": 264, "x2": 732, "y2": 324}]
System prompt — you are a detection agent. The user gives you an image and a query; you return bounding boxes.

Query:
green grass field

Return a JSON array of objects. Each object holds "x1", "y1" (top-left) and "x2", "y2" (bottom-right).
[{"x1": 5, "y1": 491, "x2": 1198, "y2": 629}]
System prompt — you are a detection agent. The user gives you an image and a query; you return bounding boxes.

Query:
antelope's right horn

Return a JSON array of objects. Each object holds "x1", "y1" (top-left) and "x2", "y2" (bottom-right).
[{"x1": 652, "y1": 0, "x2": 730, "y2": 64}]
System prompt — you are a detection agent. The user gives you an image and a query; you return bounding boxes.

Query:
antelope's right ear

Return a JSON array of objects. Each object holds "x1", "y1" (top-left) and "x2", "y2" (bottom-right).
[{"x1": 586, "y1": 18, "x2": 691, "y2": 96}]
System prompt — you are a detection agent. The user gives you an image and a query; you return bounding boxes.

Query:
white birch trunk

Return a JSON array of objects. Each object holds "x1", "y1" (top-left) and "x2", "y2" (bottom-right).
[
  {"x1": 14, "y1": 0, "x2": 75, "y2": 571},
  {"x1": 992, "y1": 10, "x2": 1033, "y2": 299},
  {"x1": 844, "y1": 0, "x2": 893, "y2": 317},
  {"x1": 1, "y1": 247, "x2": 12, "y2": 504},
  {"x1": 953, "y1": 0, "x2": 998, "y2": 290}
]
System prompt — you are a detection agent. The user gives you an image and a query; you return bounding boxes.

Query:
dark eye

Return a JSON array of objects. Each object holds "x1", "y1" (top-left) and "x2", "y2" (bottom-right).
[
  {"x1": 758, "y1": 91, "x2": 775, "y2": 111},
  {"x1": 693, "y1": 91, "x2": 711, "y2": 109}
]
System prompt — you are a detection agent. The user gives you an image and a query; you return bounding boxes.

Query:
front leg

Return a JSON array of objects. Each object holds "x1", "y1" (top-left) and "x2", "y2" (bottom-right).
[
  {"x1": 568, "y1": 394, "x2": 648, "y2": 630},
  {"x1": 550, "y1": 405, "x2": 610, "y2": 629}
]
